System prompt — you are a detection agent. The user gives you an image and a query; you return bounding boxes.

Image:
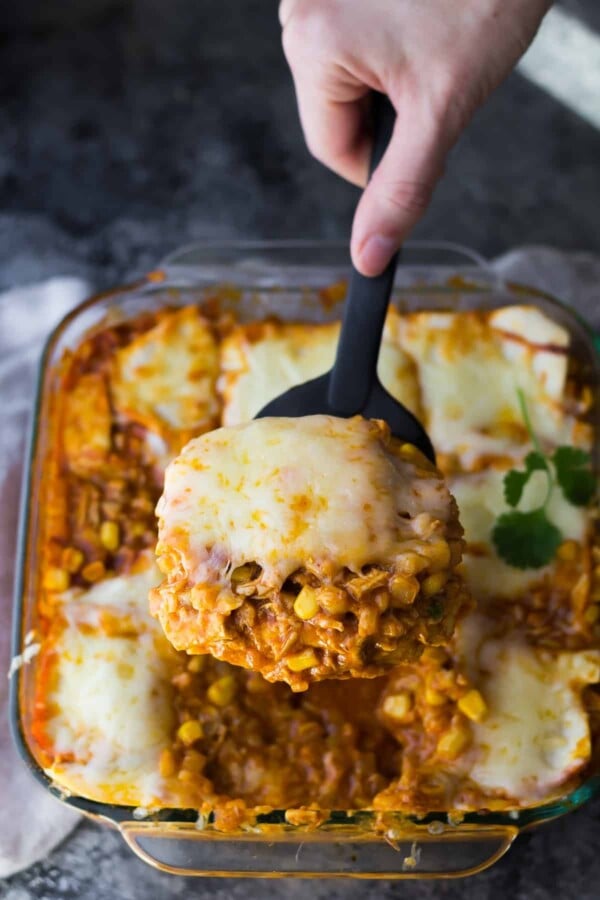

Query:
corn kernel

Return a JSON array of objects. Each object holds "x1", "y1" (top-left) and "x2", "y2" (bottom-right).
[
  {"x1": 382, "y1": 691, "x2": 413, "y2": 721},
  {"x1": 43, "y1": 567, "x2": 70, "y2": 592},
  {"x1": 177, "y1": 720, "x2": 204, "y2": 746},
  {"x1": 317, "y1": 586, "x2": 349, "y2": 615},
  {"x1": 294, "y1": 585, "x2": 319, "y2": 620},
  {"x1": 373, "y1": 590, "x2": 390, "y2": 613},
  {"x1": 287, "y1": 649, "x2": 318, "y2": 672},
  {"x1": 437, "y1": 721, "x2": 471, "y2": 759},
  {"x1": 187, "y1": 655, "x2": 205, "y2": 673},
  {"x1": 159, "y1": 748, "x2": 176, "y2": 777},
  {"x1": 399, "y1": 442, "x2": 427, "y2": 463},
  {"x1": 231, "y1": 563, "x2": 260, "y2": 585},
  {"x1": 425, "y1": 686, "x2": 447, "y2": 706},
  {"x1": 61, "y1": 547, "x2": 84, "y2": 573},
  {"x1": 358, "y1": 604, "x2": 379, "y2": 637},
  {"x1": 400, "y1": 441, "x2": 418, "y2": 457},
  {"x1": 425, "y1": 540, "x2": 451, "y2": 573},
  {"x1": 557, "y1": 539, "x2": 579, "y2": 562},
  {"x1": 457, "y1": 689, "x2": 487, "y2": 722},
  {"x1": 100, "y1": 520, "x2": 120, "y2": 552},
  {"x1": 207, "y1": 674, "x2": 236, "y2": 706},
  {"x1": 390, "y1": 574, "x2": 419, "y2": 606},
  {"x1": 82, "y1": 560, "x2": 105, "y2": 583},
  {"x1": 177, "y1": 769, "x2": 195, "y2": 783},
  {"x1": 421, "y1": 571, "x2": 449, "y2": 599},
  {"x1": 396, "y1": 552, "x2": 430, "y2": 576}
]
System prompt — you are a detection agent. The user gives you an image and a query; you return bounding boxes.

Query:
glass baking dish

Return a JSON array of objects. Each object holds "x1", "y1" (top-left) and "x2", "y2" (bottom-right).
[{"x1": 10, "y1": 240, "x2": 600, "y2": 878}]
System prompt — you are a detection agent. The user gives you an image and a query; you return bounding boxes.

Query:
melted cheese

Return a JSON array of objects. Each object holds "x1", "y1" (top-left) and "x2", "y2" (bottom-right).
[
  {"x1": 452, "y1": 614, "x2": 600, "y2": 800},
  {"x1": 59, "y1": 560, "x2": 162, "y2": 629},
  {"x1": 112, "y1": 306, "x2": 219, "y2": 443},
  {"x1": 219, "y1": 314, "x2": 421, "y2": 426},
  {"x1": 156, "y1": 415, "x2": 454, "y2": 588},
  {"x1": 489, "y1": 307, "x2": 569, "y2": 401},
  {"x1": 473, "y1": 640, "x2": 599, "y2": 799},
  {"x1": 449, "y1": 469, "x2": 589, "y2": 600},
  {"x1": 46, "y1": 625, "x2": 174, "y2": 804},
  {"x1": 397, "y1": 307, "x2": 586, "y2": 466}
]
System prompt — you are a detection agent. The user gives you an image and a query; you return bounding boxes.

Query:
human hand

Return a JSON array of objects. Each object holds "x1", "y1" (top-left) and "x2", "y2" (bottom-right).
[{"x1": 280, "y1": 0, "x2": 551, "y2": 275}]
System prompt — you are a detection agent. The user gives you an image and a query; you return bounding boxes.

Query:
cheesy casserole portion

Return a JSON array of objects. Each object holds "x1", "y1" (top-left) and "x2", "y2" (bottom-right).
[{"x1": 151, "y1": 416, "x2": 469, "y2": 689}]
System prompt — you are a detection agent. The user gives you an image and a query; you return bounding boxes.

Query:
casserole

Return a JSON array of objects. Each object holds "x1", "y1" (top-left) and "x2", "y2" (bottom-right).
[
  {"x1": 10, "y1": 241, "x2": 600, "y2": 878},
  {"x1": 151, "y1": 414, "x2": 469, "y2": 688}
]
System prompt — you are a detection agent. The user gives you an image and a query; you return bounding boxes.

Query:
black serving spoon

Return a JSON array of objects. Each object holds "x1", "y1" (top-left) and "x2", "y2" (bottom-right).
[{"x1": 256, "y1": 92, "x2": 435, "y2": 462}]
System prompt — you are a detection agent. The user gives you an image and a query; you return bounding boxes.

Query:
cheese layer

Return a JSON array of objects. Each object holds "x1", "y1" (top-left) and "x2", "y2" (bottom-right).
[
  {"x1": 48, "y1": 627, "x2": 174, "y2": 765},
  {"x1": 456, "y1": 615, "x2": 600, "y2": 800},
  {"x1": 156, "y1": 415, "x2": 455, "y2": 588},
  {"x1": 219, "y1": 314, "x2": 421, "y2": 427},
  {"x1": 397, "y1": 306, "x2": 588, "y2": 466},
  {"x1": 112, "y1": 306, "x2": 219, "y2": 444}
]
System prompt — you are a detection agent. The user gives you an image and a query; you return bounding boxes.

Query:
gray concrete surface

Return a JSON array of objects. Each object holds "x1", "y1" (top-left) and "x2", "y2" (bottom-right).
[{"x1": 1, "y1": 0, "x2": 600, "y2": 897}]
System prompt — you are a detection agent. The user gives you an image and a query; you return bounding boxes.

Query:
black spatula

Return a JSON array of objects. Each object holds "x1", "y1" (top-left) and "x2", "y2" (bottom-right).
[{"x1": 256, "y1": 92, "x2": 435, "y2": 462}]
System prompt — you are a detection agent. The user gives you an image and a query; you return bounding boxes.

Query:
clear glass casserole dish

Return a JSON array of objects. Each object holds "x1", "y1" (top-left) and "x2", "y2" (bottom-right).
[{"x1": 10, "y1": 240, "x2": 600, "y2": 878}]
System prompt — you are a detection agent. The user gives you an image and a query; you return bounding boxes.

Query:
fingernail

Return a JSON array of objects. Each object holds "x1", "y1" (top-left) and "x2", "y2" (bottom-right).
[{"x1": 357, "y1": 235, "x2": 397, "y2": 276}]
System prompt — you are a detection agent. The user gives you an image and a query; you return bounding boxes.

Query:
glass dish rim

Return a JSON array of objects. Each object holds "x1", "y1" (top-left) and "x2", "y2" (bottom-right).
[{"x1": 10, "y1": 238, "x2": 600, "y2": 837}]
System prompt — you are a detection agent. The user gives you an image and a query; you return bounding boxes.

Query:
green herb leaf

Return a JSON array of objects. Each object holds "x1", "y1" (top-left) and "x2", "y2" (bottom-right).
[
  {"x1": 553, "y1": 446, "x2": 591, "y2": 468},
  {"x1": 492, "y1": 509, "x2": 563, "y2": 569},
  {"x1": 492, "y1": 393, "x2": 593, "y2": 570},
  {"x1": 503, "y1": 470, "x2": 528, "y2": 507},
  {"x1": 503, "y1": 451, "x2": 548, "y2": 507},
  {"x1": 524, "y1": 451, "x2": 548, "y2": 473},
  {"x1": 552, "y1": 446, "x2": 596, "y2": 506}
]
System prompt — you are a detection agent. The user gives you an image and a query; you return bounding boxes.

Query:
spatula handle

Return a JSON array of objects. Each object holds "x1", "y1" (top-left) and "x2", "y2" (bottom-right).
[
  {"x1": 367, "y1": 92, "x2": 397, "y2": 181},
  {"x1": 327, "y1": 93, "x2": 399, "y2": 416}
]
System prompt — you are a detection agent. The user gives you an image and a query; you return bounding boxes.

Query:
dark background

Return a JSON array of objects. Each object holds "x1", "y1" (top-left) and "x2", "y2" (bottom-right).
[
  {"x1": 0, "y1": 0, "x2": 599, "y2": 292},
  {"x1": 1, "y1": 1, "x2": 600, "y2": 897}
]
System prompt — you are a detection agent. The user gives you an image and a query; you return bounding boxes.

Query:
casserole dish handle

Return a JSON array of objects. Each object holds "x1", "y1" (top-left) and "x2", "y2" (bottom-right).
[{"x1": 119, "y1": 820, "x2": 517, "y2": 878}]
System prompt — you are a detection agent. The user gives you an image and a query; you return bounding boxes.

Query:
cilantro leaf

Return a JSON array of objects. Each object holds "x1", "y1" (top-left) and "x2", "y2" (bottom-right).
[
  {"x1": 503, "y1": 452, "x2": 548, "y2": 507},
  {"x1": 503, "y1": 470, "x2": 528, "y2": 507},
  {"x1": 524, "y1": 451, "x2": 548, "y2": 473},
  {"x1": 552, "y1": 446, "x2": 596, "y2": 506},
  {"x1": 553, "y1": 446, "x2": 591, "y2": 468},
  {"x1": 491, "y1": 392, "x2": 593, "y2": 570},
  {"x1": 492, "y1": 509, "x2": 563, "y2": 569}
]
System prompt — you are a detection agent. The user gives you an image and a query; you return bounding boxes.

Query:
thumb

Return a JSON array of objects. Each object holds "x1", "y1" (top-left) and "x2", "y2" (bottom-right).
[{"x1": 350, "y1": 106, "x2": 448, "y2": 276}]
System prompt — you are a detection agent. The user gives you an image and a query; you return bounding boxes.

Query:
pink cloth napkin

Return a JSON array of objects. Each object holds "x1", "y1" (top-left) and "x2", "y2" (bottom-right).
[{"x1": 1, "y1": 248, "x2": 599, "y2": 877}]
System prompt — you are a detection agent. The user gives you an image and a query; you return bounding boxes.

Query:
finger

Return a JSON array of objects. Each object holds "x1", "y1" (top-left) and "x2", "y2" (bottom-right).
[
  {"x1": 279, "y1": 0, "x2": 300, "y2": 27},
  {"x1": 294, "y1": 85, "x2": 371, "y2": 186},
  {"x1": 351, "y1": 108, "x2": 447, "y2": 276}
]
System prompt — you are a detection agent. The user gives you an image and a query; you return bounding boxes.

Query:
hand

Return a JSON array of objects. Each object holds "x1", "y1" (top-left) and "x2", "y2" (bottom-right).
[{"x1": 280, "y1": 0, "x2": 551, "y2": 275}]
